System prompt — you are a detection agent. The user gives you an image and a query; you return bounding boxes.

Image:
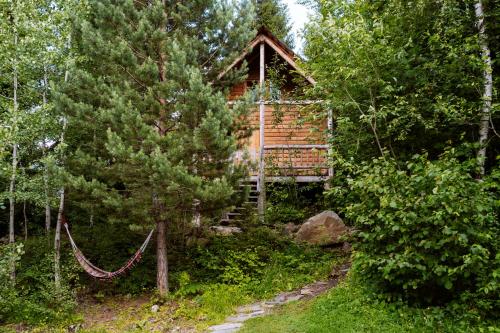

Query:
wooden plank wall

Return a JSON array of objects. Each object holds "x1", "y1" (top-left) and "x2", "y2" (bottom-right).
[{"x1": 237, "y1": 104, "x2": 327, "y2": 177}]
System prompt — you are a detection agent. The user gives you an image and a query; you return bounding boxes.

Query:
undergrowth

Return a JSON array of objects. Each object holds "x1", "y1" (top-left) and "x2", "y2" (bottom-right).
[
  {"x1": 240, "y1": 276, "x2": 500, "y2": 333},
  {"x1": 0, "y1": 226, "x2": 345, "y2": 332}
]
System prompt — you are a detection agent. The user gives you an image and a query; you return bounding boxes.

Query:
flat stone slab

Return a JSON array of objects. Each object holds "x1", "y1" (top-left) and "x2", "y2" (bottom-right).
[
  {"x1": 226, "y1": 310, "x2": 265, "y2": 323},
  {"x1": 283, "y1": 294, "x2": 304, "y2": 302},
  {"x1": 236, "y1": 303, "x2": 263, "y2": 313},
  {"x1": 208, "y1": 322, "x2": 243, "y2": 333},
  {"x1": 300, "y1": 288, "x2": 314, "y2": 296}
]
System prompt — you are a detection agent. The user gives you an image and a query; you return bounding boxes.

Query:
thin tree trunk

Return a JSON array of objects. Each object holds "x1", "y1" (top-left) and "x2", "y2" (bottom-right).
[
  {"x1": 89, "y1": 207, "x2": 94, "y2": 227},
  {"x1": 54, "y1": 187, "x2": 65, "y2": 292},
  {"x1": 9, "y1": 143, "x2": 17, "y2": 251},
  {"x1": 54, "y1": 118, "x2": 68, "y2": 292},
  {"x1": 44, "y1": 173, "x2": 51, "y2": 235},
  {"x1": 43, "y1": 66, "x2": 51, "y2": 235},
  {"x1": 192, "y1": 199, "x2": 201, "y2": 228},
  {"x1": 474, "y1": 0, "x2": 493, "y2": 177},
  {"x1": 9, "y1": 30, "x2": 19, "y2": 283},
  {"x1": 54, "y1": 47, "x2": 70, "y2": 291},
  {"x1": 23, "y1": 200, "x2": 28, "y2": 241},
  {"x1": 155, "y1": 47, "x2": 168, "y2": 296},
  {"x1": 156, "y1": 217, "x2": 168, "y2": 296}
]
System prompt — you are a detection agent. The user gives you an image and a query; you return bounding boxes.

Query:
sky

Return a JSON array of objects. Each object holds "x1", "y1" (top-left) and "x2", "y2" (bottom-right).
[{"x1": 283, "y1": 0, "x2": 313, "y2": 54}]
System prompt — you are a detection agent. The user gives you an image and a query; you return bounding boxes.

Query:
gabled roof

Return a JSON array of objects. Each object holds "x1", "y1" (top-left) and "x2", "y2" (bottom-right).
[{"x1": 218, "y1": 26, "x2": 315, "y2": 85}]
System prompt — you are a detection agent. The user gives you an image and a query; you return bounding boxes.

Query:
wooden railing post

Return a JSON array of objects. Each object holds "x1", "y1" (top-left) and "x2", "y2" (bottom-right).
[
  {"x1": 327, "y1": 107, "x2": 334, "y2": 179},
  {"x1": 258, "y1": 41, "x2": 266, "y2": 221}
]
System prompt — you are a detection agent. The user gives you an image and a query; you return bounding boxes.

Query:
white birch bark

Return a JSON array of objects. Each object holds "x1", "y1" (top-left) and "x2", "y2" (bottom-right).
[
  {"x1": 474, "y1": 0, "x2": 493, "y2": 177},
  {"x1": 9, "y1": 30, "x2": 19, "y2": 283},
  {"x1": 43, "y1": 66, "x2": 52, "y2": 235},
  {"x1": 54, "y1": 62, "x2": 70, "y2": 291},
  {"x1": 54, "y1": 186, "x2": 65, "y2": 291}
]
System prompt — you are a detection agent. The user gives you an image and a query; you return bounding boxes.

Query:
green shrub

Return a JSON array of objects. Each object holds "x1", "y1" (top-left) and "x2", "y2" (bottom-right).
[
  {"x1": 185, "y1": 227, "x2": 341, "y2": 297},
  {"x1": 340, "y1": 152, "x2": 499, "y2": 312},
  {"x1": 265, "y1": 182, "x2": 325, "y2": 225},
  {"x1": 0, "y1": 239, "x2": 79, "y2": 325},
  {"x1": 0, "y1": 243, "x2": 24, "y2": 323}
]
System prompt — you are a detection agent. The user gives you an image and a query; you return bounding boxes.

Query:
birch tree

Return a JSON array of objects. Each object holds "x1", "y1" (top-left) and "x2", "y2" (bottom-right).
[{"x1": 474, "y1": 0, "x2": 493, "y2": 177}]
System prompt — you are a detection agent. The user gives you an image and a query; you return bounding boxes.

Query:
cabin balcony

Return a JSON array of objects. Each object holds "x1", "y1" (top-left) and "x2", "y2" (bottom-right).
[
  {"x1": 234, "y1": 144, "x2": 331, "y2": 183},
  {"x1": 261, "y1": 144, "x2": 330, "y2": 181}
]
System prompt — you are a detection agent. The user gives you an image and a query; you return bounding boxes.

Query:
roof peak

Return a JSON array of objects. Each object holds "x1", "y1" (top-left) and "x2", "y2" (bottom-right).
[
  {"x1": 255, "y1": 25, "x2": 295, "y2": 58},
  {"x1": 217, "y1": 25, "x2": 315, "y2": 85}
]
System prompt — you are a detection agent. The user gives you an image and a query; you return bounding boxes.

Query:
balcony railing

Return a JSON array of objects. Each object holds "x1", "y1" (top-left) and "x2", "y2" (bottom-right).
[{"x1": 263, "y1": 144, "x2": 330, "y2": 177}]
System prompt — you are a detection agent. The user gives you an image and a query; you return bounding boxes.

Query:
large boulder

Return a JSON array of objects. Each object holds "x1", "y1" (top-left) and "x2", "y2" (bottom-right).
[{"x1": 295, "y1": 211, "x2": 348, "y2": 246}]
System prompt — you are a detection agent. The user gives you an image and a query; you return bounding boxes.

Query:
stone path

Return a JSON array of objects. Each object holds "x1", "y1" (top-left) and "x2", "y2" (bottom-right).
[{"x1": 207, "y1": 264, "x2": 350, "y2": 333}]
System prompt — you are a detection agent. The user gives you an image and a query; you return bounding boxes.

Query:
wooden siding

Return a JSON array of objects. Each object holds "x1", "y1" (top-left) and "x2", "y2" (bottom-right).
[
  {"x1": 236, "y1": 104, "x2": 327, "y2": 177},
  {"x1": 223, "y1": 28, "x2": 329, "y2": 181}
]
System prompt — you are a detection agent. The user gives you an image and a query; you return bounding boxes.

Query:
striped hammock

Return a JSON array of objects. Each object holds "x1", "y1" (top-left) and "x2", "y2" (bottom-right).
[{"x1": 63, "y1": 219, "x2": 155, "y2": 280}]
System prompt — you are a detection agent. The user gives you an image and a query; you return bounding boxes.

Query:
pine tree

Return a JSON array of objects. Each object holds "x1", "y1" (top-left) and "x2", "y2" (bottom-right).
[
  {"x1": 57, "y1": 0, "x2": 253, "y2": 296},
  {"x1": 253, "y1": 0, "x2": 295, "y2": 48}
]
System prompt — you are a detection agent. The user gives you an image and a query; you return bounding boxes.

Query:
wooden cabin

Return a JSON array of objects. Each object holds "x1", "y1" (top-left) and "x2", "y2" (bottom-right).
[{"x1": 219, "y1": 27, "x2": 332, "y2": 217}]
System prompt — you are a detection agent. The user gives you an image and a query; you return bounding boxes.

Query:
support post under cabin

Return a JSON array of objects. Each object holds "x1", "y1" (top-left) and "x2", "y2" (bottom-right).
[
  {"x1": 327, "y1": 106, "x2": 334, "y2": 179},
  {"x1": 257, "y1": 40, "x2": 266, "y2": 221},
  {"x1": 323, "y1": 106, "x2": 334, "y2": 190}
]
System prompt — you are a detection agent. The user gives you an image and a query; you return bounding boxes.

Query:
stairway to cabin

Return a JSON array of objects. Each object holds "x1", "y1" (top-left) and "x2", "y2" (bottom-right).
[{"x1": 220, "y1": 180, "x2": 259, "y2": 225}]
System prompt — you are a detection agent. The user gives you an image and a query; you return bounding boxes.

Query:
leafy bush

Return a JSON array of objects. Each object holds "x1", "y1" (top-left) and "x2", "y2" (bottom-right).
[
  {"x1": 0, "y1": 238, "x2": 79, "y2": 325},
  {"x1": 185, "y1": 227, "x2": 342, "y2": 297},
  {"x1": 265, "y1": 182, "x2": 325, "y2": 225},
  {"x1": 0, "y1": 243, "x2": 24, "y2": 323},
  {"x1": 340, "y1": 152, "x2": 499, "y2": 312}
]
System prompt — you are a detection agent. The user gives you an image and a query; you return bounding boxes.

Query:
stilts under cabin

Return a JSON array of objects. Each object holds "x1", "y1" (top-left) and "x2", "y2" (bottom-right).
[{"x1": 219, "y1": 27, "x2": 332, "y2": 220}]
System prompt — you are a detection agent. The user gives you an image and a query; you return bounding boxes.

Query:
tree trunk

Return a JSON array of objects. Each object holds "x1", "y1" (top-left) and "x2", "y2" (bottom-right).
[
  {"x1": 54, "y1": 187, "x2": 65, "y2": 292},
  {"x1": 54, "y1": 54, "x2": 70, "y2": 291},
  {"x1": 43, "y1": 66, "x2": 51, "y2": 235},
  {"x1": 9, "y1": 143, "x2": 17, "y2": 249},
  {"x1": 156, "y1": 217, "x2": 168, "y2": 296},
  {"x1": 89, "y1": 208, "x2": 94, "y2": 227},
  {"x1": 44, "y1": 175, "x2": 51, "y2": 235},
  {"x1": 192, "y1": 199, "x2": 201, "y2": 228},
  {"x1": 9, "y1": 31, "x2": 19, "y2": 283},
  {"x1": 54, "y1": 118, "x2": 67, "y2": 292},
  {"x1": 474, "y1": 0, "x2": 493, "y2": 177},
  {"x1": 23, "y1": 200, "x2": 28, "y2": 241}
]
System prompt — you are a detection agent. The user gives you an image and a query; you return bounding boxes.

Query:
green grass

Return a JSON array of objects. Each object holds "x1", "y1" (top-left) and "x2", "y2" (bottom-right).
[{"x1": 240, "y1": 279, "x2": 500, "y2": 333}]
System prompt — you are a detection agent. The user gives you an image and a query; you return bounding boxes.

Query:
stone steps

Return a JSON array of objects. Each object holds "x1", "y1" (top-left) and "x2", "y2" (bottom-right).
[{"x1": 206, "y1": 265, "x2": 350, "y2": 333}]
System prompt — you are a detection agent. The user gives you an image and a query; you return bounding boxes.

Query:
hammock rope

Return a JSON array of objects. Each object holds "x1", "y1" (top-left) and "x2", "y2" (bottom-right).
[{"x1": 63, "y1": 218, "x2": 155, "y2": 280}]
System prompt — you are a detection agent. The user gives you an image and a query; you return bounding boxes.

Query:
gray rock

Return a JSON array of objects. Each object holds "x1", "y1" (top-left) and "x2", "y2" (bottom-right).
[
  {"x1": 226, "y1": 310, "x2": 265, "y2": 322},
  {"x1": 208, "y1": 322, "x2": 243, "y2": 332},
  {"x1": 67, "y1": 324, "x2": 82, "y2": 332},
  {"x1": 342, "y1": 242, "x2": 352, "y2": 252},
  {"x1": 236, "y1": 303, "x2": 263, "y2": 313},
  {"x1": 283, "y1": 223, "x2": 300, "y2": 236},
  {"x1": 300, "y1": 288, "x2": 314, "y2": 296},
  {"x1": 151, "y1": 304, "x2": 160, "y2": 313},
  {"x1": 209, "y1": 226, "x2": 242, "y2": 236},
  {"x1": 283, "y1": 294, "x2": 304, "y2": 302},
  {"x1": 295, "y1": 211, "x2": 348, "y2": 246}
]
